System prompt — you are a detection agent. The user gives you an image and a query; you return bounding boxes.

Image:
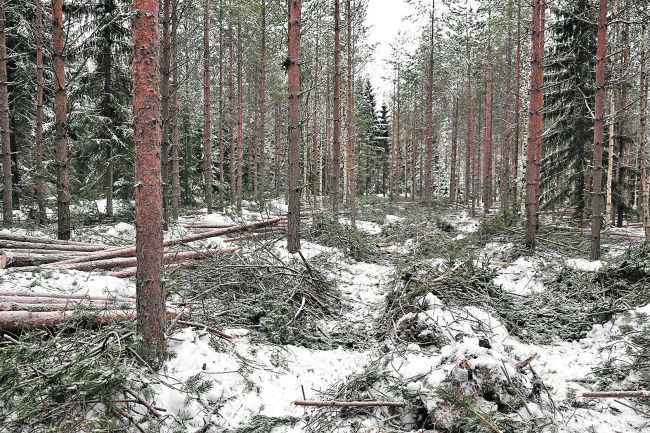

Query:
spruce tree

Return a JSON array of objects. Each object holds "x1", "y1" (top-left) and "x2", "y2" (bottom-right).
[{"x1": 543, "y1": 0, "x2": 597, "y2": 220}]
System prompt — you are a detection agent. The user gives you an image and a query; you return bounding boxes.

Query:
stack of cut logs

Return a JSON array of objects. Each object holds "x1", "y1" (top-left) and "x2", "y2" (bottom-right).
[
  {"x1": 0, "y1": 218, "x2": 285, "y2": 331},
  {"x1": 0, "y1": 218, "x2": 286, "y2": 277}
]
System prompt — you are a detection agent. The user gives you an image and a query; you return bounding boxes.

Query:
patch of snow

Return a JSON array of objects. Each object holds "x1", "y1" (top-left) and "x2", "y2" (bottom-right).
[
  {"x1": 0, "y1": 269, "x2": 135, "y2": 299},
  {"x1": 385, "y1": 214, "x2": 405, "y2": 224},
  {"x1": 158, "y1": 328, "x2": 371, "y2": 431},
  {"x1": 566, "y1": 258, "x2": 603, "y2": 272},
  {"x1": 339, "y1": 218, "x2": 382, "y2": 235},
  {"x1": 493, "y1": 257, "x2": 545, "y2": 295}
]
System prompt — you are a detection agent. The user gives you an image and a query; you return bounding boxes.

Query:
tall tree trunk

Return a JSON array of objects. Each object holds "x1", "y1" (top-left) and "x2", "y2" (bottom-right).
[
  {"x1": 203, "y1": 0, "x2": 213, "y2": 213},
  {"x1": 287, "y1": 0, "x2": 302, "y2": 253},
  {"x1": 258, "y1": 0, "x2": 267, "y2": 204},
  {"x1": 170, "y1": 0, "x2": 180, "y2": 220},
  {"x1": 465, "y1": 42, "x2": 472, "y2": 207},
  {"x1": 346, "y1": 0, "x2": 356, "y2": 224},
  {"x1": 483, "y1": 21, "x2": 493, "y2": 214},
  {"x1": 450, "y1": 94, "x2": 459, "y2": 203},
  {"x1": 511, "y1": 0, "x2": 521, "y2": 210},
  {"x1": 35, "y1": 0, "x2": 46, "y2": 222},
  {"x1": 102, "y1": 0, "x2": 116, "y2": 218},
  {"x1": 424, "y1": 0, "x2": 434, "y2": 203},
  {"x1": 228, "y1": 7, "x2": 235, "y2": 205},
  {"x1": 159, "y1": 0, "x2": 171, "y2": 224},
  {"x1": 640, "y1": 25, "x2": 649, "y2": 239},
  {"x1": 411, "y1": 92, "x2": 417, "y2": 200},
  {"x1": 217, "y1": 0, "x2": 225, "y2": 210},
  {"x1": 332, "y1": 0, "x2": 341, "y2": 216},
  {"x1": 312, "y1": 24, "x2": 320, "y2": 204},
  {"x1": 236, "y1": 18, "x2": 243, "y2": 212},
  {"x1": 52, "y1": 0, "x2": 70, "y2": 239},
  {"x1": 590, "y1": 0, "x2": 608, "y2": 260},
  {"x1": 617, "y1": 7, "x2": 630, "y2": 227},
  {"x1": 525, "y1": 0, "x2": 543, "y2": 249},
  {"x1": 324, "y1": 76, "x2": 331, "y2": 200},
  {"x1": 132, "y1": 0, "x2": 165, "y2": 365},
  {"x1": 0, "y1": 0, "x2": 11, "y2": 224},
  {"x1": 274, "y1": 104, "x2": 281, "y2": 195}
]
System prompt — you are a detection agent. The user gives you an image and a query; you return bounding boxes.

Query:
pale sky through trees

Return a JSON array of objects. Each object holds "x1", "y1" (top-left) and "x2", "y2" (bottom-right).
[{"x1": 366, "y1": 0, "x2": 419, "y2": 105}]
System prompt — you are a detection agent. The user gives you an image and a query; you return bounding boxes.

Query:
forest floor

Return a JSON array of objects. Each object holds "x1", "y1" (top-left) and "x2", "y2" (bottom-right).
[{"x1": 1, "y1": 197, "x2": 650, "y2": 433}]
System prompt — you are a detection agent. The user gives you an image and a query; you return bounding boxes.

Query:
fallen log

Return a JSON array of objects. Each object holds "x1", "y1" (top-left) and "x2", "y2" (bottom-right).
[
  {"x1": 0, "y1": 301, "x2": 132, "y2": 312},
  {"x1": 109, "y1": 262, "x2": 195, "y2": 279},
  {"x1": 582, "y1": 391, "x2": 650, "y2": 399},
  {"x1": 0, "y1": 232, "x2": 109, "y2": 248},
  {"x1": 0, "y1": 251, "x2": 87, "y2": 269},
  {"x1": 0, "y1": 291, "x2": 135, "y2": 303},
  {"x1": 293, "y1": 400, "x2": 406, "y2": 408},
  {"x1": 50, "y1": 248, "x2": 238, "y2": 272},
  {"x1": 1, "y1": 248, "x2": 91, "y2": 256},
  {"x1": 0, "y1": 240, "x2": 109, "y2": 252},
  {"x1": 45, "y1": 218, "x2": 282, "y2": 268},
  {"x1": 180, "y1": 222, "x2": 235, "y2": 229},
  {"x1": 0, "y1": 309, "x2": 178, "y2": 331}
]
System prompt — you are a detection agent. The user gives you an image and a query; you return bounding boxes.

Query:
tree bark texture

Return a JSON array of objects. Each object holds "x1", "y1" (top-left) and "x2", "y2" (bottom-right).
[
  {"x1": 287, "y1": 0, "x2": 302, "y2": 253},
  {"x1": 131, "y1": 0, "x2": 165, "y2": 365}
]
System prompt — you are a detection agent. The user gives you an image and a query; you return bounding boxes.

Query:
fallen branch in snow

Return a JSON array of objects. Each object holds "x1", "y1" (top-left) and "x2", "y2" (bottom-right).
[
  {"x1": 45, "y1": 218, "x2": 283, "y2": 268},
  {"x1": 176, "y1": 319, "x2": 234, "y2": 340},
  {"x1": 108, "y1": 262, "x2": 195, "y2": 278},
  {"x1": 515, "y1": 353, "x2": 538, "y2": 369},
  {"x1": 0, "y1": 251, "x2": 89, "y2": 268},
  {"x1": 0, "y1": 232, "x2": 110, "y2": 248},
  {"x1": 0, "y1": 291, "x2": 135, "y2": 303},
  {"x1": 47, "y1": 248, "x2": 238, "y2": 272},
  {"x1": 0, "y1": 309, "x2": 179, "y2": 331},
  {"x1": 582, "y1": 391, "x2": 650, "y2": 399},
  {"x1": 293, "y1": 400, "x2": 405, "y2": 408},
  {"x1": 0, "y1": 240, "x2": 110, "y2": 252}
]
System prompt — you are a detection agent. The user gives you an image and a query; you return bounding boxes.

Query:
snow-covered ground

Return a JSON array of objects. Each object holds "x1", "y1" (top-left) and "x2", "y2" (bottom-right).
[{"x1": 1, "y1": 202, "x2": 648, "y2": 432}]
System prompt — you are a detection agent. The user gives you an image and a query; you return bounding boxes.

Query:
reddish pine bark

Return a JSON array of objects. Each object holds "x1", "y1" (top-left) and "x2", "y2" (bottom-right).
[
  {"x1": 132, "y1": 0, "x2": 165, "y2": 364},
  {"x1": 52, "y1": 0, "x2": 70, "y2": 239},
  {"x1": 525, "y1": 0, "x2": 544, "y2": 249},
  {"x1": 482, "y1": 28, "x2": 493, "y2": 214},
  {"x1": 274, "y1": 104, "x2": 281, "y2": 195},
  {"x1": 236, "y1": 19, "x2": 243, "y2": 211},
  {"x1": 332, "y1": 0, "x2": 341, "y2": 216},
  {"x1": 312, "y1": 31, "x2": 320, "y2": 203},
  {"x1": 0, "y1": 0, "x2": 10, "y2": 225},
  {"x1": 203, "y1": 0, "x2": 213, "y2": 213},
  {"x1": 590, "y1": 0, "x2": 608, "y2": 260},
  {"x1": 464, "y1": 22, "x2": 472, "y2": 207},
  {"x1": 218, "y1": 0, "x2": 225, "y2": 210},
  {"x1": 424, "y1": 0, "x2": 434, "y2": 203},
  {"x1": 171, "y1": 0, "x2": 180, "y2": 219},
  {"x1": 287, "y1": 0, "x2": 301, "y2": 253},
  {"x1": 35, "y1": 0, "x2": 46, "y2": 221},
  {"x1": 258, "y1": 0, "x2": 267, "y2": 202},
  {"x1": 161, "y1": 0, "x2": 171, "y2": 223}
]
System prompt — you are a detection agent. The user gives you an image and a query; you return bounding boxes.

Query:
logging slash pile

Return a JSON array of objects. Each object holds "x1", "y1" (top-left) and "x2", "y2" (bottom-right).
[
  {"x1": 0, "y1": 218, "x2": 284, "y2": 330},
  {"x1": 1, "y1": 201, "x2": 650, "y2": 433}
]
